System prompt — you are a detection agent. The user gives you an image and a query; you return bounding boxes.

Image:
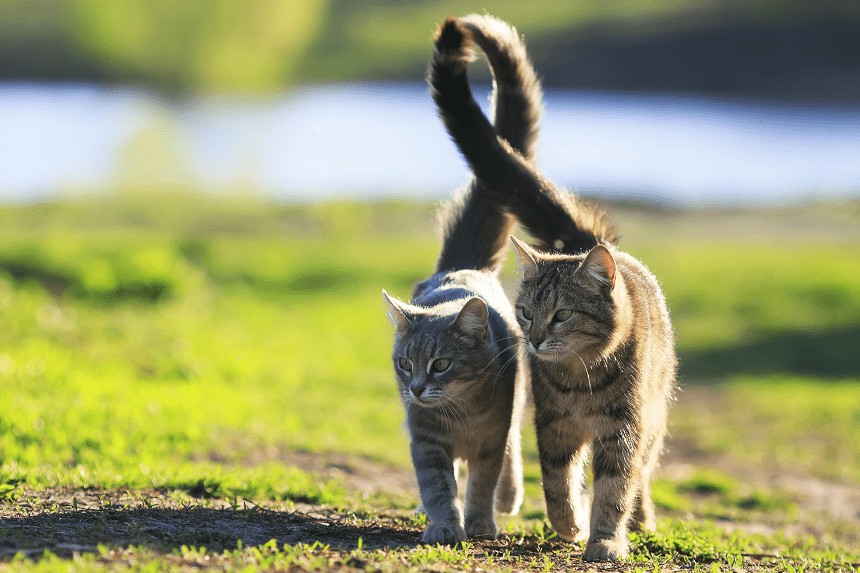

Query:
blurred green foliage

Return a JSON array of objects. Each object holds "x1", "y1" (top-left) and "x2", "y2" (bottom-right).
[
  {"x1": 3, "y1": 0, "x2": 857, "y2": 93},
  {"x1": 72, "y1": 0, "x2": 326, "y2": 92},
  {"x1": 0, "y1": 0, "x2": 326, "y2": 92},
  {"x1": 301, "y1": 0, "x2": 703, "y2": 82}
]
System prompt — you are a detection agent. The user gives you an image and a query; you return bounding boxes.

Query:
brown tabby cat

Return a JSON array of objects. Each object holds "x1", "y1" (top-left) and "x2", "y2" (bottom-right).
[
  {"x1": 430, "y1": 17, "x2": 677, "y2": 561},
  {"x1": 381, "y1": 14, "x2": 543, "y2": 545}
]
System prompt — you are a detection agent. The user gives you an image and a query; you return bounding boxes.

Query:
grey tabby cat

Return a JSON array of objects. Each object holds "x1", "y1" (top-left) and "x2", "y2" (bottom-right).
[
  {"x1": 431, "y1": 17, "x2": 677, "y2": 561},
  {"x1": 381, "y1": 14, "x2": 542, "y2": 545}
]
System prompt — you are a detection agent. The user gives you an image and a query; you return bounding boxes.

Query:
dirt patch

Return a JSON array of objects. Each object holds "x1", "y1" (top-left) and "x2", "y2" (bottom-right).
[
  {"x1": 663, "y1": 385, "x2": 860, "y2": 524},
  {"x1": 1, "y1": 483, "x2": 857, "y2": 571},
  {"x1": 198, "y1": 435, "x2": 419, "y2": 500},
  {"x1": 271, "y1": 450, "x2": 419, "y2": 500},
  {"x1": 258, "y1": 435, "x2": 860, "y2": 528},
  {"x1": 2, "y1": 489, "x2": 852, "y2": 572},
  {"x1": 0, "y1": 488, "x2": 419, "y2": 558},
  {"x1": 2, "y1": 382, "x2": 857, "y2": 568}
]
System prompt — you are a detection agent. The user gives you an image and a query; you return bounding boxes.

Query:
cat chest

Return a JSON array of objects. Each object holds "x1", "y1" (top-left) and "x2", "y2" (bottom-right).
[{"x1": 533, "y1": 378, "x2": 634, "y2": 424}]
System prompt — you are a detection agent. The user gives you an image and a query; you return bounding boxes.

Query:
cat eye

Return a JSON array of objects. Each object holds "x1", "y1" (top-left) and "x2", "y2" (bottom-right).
[
  {"x1": 398, "y1": 357, "x2": 413, "y2": 371},
  {"x1": 518, "y1": 306, "x2": 533, "y2": 321},
  {"x1": 553, "y1": 309, "x2": 573, "y2": 322},
  {"x1": 431, "y1": 358, "x2": 451, "y2": 373}
]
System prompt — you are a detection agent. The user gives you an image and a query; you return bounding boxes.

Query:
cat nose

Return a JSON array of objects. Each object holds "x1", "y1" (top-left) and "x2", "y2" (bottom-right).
[
  {"x1": 411, "y1": 384, "x2": 426, "y2": 398},
  {"x1": 529, "y1": 335, "x2": 545, "y2": 349}
]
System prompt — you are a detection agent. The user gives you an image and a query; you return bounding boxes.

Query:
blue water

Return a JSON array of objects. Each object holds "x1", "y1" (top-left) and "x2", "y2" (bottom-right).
[{"x1": 1, "y1": 82, "x2": 859, "y2": 205}]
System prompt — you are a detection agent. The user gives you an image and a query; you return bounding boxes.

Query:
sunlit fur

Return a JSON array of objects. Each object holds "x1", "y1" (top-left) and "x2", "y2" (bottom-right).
[
  {"x1": 512, "y1": 243, "x2": 676, "y2": 561},
  {"x1": 431, "y1": 17, "x2": 677, "y2": 562},
  {"x1": 380, "y1": 14, "x2": 544, "y2": 545}
]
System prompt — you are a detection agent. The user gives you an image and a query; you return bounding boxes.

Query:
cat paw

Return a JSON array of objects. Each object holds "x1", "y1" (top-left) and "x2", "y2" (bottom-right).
[
  {"x1": 583, "y1": 538, "x2": 628, "y2": 562},
  {"x1": 550, "y1": 523, "x2": 589, "y2": 543},
  {"x1": 494, "y1": 485, "x2": 524, "y2": 515},
  {"x1": 422, "y1": 521, "x2": 467, "y2": 545},
  {"x1": 546, "y1": 511, "x2": 589, "y2": 542},
  {"x1": 465, "y1": 513, "x2": 497, "y2": 539}
]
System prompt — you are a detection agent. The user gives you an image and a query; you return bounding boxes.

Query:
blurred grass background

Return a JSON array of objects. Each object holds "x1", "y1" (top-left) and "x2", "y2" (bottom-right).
[{"x1": 0, "y1": 196, "x2": 857, "y2": 500}]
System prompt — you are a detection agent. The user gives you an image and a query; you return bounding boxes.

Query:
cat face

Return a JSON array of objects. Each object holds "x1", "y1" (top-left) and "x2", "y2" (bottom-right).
[
  {"x1": 383, "y1": 292, "x2": 492, "y2": 409},
  {"x1": 511, "y1": 239, "x2": 617, "y2": 362}
]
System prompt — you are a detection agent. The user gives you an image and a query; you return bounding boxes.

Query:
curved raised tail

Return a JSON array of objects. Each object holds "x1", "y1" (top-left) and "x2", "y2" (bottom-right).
[
  {"x1": 431, "y1": 17, "x2": 618, "y2": 254},
  {"x1": 434, "y1": 14, "x2": 543, "y2": 273}
]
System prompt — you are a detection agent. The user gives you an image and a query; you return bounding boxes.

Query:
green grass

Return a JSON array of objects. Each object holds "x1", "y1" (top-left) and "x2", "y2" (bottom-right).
[
  {"x1": 671, "y1": 377, "x2": 860, "y2": 482},
  {"x1": 0, "y1": 518, "x2": 853, "y2": 572},
  {"x1": 0, "y1": 194, "x2": 858, "y2": 571},
  {"x1": 651, "y1": 468, "x2": 798, "y2": 520}
]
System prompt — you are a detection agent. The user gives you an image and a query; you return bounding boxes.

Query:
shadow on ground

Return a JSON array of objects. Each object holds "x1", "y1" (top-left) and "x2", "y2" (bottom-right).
[
  {"x1": 0, "y1": 505, "x2": 419, "y2": 559},
  {"x1": 680, "y1": 325, "x2": 860, "y2": 380}
]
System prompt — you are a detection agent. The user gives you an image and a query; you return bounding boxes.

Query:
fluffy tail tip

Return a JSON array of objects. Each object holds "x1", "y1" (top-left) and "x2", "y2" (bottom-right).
[{"x1": 434, "y1": 17, "x2": 471, "y2": 59}]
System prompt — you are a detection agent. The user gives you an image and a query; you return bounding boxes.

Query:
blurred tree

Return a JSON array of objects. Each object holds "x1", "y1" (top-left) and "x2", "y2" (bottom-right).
[
  {"x1": 71, "y1": 0, "x2": 327, "y2": 93},
  {"x1": 1, "y1": 0, "x2": 857, "y2": 99},
  {"x1": 114, "y1": 106, "x2": 194, "y2": 192}
]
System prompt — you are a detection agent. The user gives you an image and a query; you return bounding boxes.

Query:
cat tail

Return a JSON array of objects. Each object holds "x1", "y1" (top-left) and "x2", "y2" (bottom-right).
[
  {"x1": 431, "y1": 17, "x2": 618, "y2": 254},
  {"x1": 434, "y1": 14, "x2": 542, "y2": 274}
]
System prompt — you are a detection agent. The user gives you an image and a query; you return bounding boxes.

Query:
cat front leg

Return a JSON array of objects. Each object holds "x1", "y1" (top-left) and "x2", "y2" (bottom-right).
[
  {"x1": 536, "y1": 418, "x2": 590, "y2": 542},
  {"x1": 411, "y1": 439, "x2": 465, "y2": 544},
  {"x1": 464, "y1": 437, "x2": 507, "y2": 538},
  {"x1": 585, "y1": 428, "x2": 639, "y2": 561}
]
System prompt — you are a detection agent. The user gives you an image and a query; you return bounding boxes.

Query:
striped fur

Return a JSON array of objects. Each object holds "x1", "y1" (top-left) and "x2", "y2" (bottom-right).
[
  {"x1": 381, "y1": 14, "x2": 544, "y2": 545},
  {"x1": 432, "y1": 17, "x2": 677, "y2": 561}
]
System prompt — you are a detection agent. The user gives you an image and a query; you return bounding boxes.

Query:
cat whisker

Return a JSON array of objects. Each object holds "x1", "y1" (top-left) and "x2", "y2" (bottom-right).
[
  {"x1": 436, "y1": 399, "x2": 457, "y2": 434},
  {"x1": 439, "y1": 402, "x2": 454, "y2": 434},
  {"x1": 573, "y1": 351, "x2": 593, "y2": 394},
  {"x1": 442, "y1": 394, "x2": 473, "y2": 434},
  {"x1": 478, "y1": 339, "x2": 524, "y2": 374},
  {"x1": 447, "y1": 394, "x2": 475, "y2": 435},
  {"x1": 491, "y1": 352, "x2": 520, "y2": 397},
  {"x1": 556, "y1": 342, "x2": 593, "y2": 394},
  {"x1": 434, "y1": 399, "x2": 455, "y2": 434}
]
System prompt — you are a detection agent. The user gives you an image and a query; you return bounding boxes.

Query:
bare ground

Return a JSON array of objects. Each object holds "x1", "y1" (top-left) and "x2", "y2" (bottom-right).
[
  {"x1": 1, "y1": 481, "x2": 856, "y2": 571},
  {"x1": 1, "y1": 446, "x2": 856, "y2": 567},
  {"x1": 1, "y1": 388, "x2": 857, "y2": 570}
]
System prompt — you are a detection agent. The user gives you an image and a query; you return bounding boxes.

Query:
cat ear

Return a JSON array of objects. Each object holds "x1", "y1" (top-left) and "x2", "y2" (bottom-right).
[
  {"x1": 452, "y1": 297, "x2": 488, "y2": 339},
  {"x1": 579, "y1": 244, "x2": 616, "y2": 289},
  {"x1": 509, "y1": 236, "x2": 539, "y2": 278},
  {"x1": 382, "y1": 290, "x2": 411, "y2": 333}
]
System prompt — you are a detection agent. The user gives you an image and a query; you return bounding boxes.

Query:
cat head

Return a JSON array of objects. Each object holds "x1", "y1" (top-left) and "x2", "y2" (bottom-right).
[
  {"x1": 382, "y1": 290, "x2": 493, "y2": 408},
  {"x1": 510, "y1": 237, "x2": 618, "y2": 362}
]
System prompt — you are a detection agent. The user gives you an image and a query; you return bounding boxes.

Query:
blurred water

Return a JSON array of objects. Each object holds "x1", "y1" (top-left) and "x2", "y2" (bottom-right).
[{"x1": 1, "y1": 82, "x2": 859, "y2": 205}]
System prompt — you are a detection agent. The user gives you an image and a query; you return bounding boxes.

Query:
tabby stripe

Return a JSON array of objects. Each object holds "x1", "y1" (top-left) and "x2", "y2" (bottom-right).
[
  {"x1": 592, "y1": 433, "x2": 635, "y2": 479},
  {"x1": 533, "y1": 405, "x2": 570, "y2": 426},
  {"x1": 545, "y1": 376, "x2": 574, "y2": 394},
  {"x1": 539, "y1": 451, "x2": 573, "y2": 470},
  {"x1": 412, "y1": 447, "x2": 452, "y2": 471},
  {"x1": 597, "y1": 400, "x2": 636, "y2": 423},
  {"x1": 574, "y1": 309, "x2": 604, "y2": 322},
  {"x1": 593, "y1": 449, "x2": 626, "y2": 479},
  {"x1": 534, "y1": 266, "x2": 562, "y2": 305},
  {"x1": 568, "y1": 370, "x2": 624, "y2": 394}
]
